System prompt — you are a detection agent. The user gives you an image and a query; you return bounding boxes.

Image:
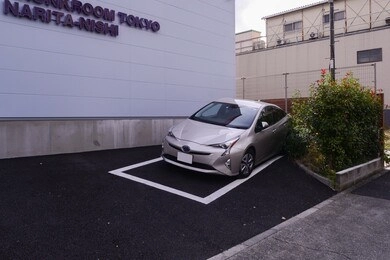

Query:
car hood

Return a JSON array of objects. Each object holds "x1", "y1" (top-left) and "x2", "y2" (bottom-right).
[{"x1": 171, "y1": 119, "x2": 245, "y2": 145}]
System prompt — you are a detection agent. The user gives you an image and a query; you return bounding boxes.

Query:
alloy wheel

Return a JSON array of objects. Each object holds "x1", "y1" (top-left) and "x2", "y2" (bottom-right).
[{"x1": 239, "y1": 150, "x2": 254, "y2": 178}]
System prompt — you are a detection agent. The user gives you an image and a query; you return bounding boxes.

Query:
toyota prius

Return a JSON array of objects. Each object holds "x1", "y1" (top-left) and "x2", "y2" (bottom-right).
[{"x1": 161, "y1": 98, "x2": 290, "y2": 178}]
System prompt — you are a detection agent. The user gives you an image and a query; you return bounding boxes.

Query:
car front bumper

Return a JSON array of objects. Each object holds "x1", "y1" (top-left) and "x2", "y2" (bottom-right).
[{"x1": 161, "y1": 136, "x2": 241, "y2": 176}]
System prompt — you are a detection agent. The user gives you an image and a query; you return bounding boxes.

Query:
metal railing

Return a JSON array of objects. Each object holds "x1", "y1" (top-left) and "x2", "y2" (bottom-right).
[{"x1": 236, "y1": 64, "x2": 377, "y2": 112}]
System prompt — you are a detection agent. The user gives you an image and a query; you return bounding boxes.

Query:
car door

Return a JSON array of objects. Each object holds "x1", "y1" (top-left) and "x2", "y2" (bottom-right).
[
  {"x1": 268, "y1": 106, "x2": 289, "y2": 154},
  {"x1": 252, "y1": 106, "x2": 276, "y2": 163}
]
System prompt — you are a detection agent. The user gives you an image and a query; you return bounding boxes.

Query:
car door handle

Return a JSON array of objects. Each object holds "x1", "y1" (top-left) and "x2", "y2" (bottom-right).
[{"x1": 272, "y1": 129, "x2": 277, "y2": 133}]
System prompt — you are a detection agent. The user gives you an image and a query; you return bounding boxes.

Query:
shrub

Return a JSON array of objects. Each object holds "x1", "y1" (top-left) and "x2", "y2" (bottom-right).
[{"x1": 286, "y1": 72, "x2": 382, "y2": 178}]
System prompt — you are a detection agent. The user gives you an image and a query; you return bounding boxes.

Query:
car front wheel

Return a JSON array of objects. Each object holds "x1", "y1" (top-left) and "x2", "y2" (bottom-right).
[{"x1": 238, "y1": 150, "x2": 254, "y2": 178}]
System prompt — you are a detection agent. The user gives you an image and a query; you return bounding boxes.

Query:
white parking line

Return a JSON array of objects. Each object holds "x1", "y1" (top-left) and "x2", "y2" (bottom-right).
[{"x1": 109, "y1": 156, "x2": 283, "y2": 205}]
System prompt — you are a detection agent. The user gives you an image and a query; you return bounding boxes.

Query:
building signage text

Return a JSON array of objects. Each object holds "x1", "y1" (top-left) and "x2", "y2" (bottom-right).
[{"x1": 3, "y1": 0, "x2": 161, "y2": 37}]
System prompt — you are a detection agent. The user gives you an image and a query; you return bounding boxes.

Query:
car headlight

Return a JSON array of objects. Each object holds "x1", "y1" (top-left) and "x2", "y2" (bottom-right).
[
  {"x1": 210, "y1": 137, "x2": 240, "y2": 156},
  {"x1": 167, "y1": 130, "x2": 176, "y2": 139}
]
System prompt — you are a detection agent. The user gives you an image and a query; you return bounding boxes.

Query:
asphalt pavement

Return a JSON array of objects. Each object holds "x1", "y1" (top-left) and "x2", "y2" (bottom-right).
[
  {"x1": 0, "y1": 146, "x2": 336, "y2": 259},
  {"x1": 210, "y1": 170, "x2": 390, "y2": 260}
]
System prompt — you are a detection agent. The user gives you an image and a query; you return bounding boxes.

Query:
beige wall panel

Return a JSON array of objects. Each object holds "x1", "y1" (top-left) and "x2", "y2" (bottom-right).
[
  {"x1": 0, "y1": 124, "x2": 5, "y2": 156},
  {"x1": 266, "y1": 17, "x2": 285, "y2": 47},
  {"x1": 50, "y1": 121, "x2": 95, "y2": 154},
  {"x1": 265, "y1": 0, "x2": 389, "y2": 45},
  {"x1": 283, "y1": 12, "x2": 304, "y2": 43},
  {"x1": 302, "y1": 6, "x2": 325, "y2": 40},
  {"x1": 237, "y1": 29, "x2": 390, "y2": 104},
  {"x1": 322, "y1": 1, "x2": 347, "y2": 35},
  {"x1": 0, "y1": 118, "x2": 186, "y2": 159},
  {"x1": 371, "y1": 0, "x2": 390, "y2": 28},
  {"x1": 1, "y1": 121, "x2": 51, "y2": 158},
  {"x1": 346, "y1": 0, "x2": 371, "y2": 31},
  {"x1": 283, "y1": 12, "x2": 303, "y2": 23}
]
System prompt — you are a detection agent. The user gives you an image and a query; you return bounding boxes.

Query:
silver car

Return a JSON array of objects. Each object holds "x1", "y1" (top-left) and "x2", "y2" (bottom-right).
[{"x1": 161, "y1": 98, "x2": 290, "y2": 177}]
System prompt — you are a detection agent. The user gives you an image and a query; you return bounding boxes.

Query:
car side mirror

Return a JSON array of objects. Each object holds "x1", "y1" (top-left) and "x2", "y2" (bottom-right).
[{"x1": 255, "y1": 121, "x2": 269, "y2": 133}]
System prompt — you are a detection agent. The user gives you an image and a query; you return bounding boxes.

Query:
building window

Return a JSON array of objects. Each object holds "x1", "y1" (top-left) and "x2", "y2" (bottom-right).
[
  {"x1": 284, "y1": 21, "x2": 302, "y2": 32},
  {"x1": 323, "y1": 11, "x2": 345, "y2": 23},
  {"x1": 357, "y1": 48, "x2": 383, "y2": 64}
]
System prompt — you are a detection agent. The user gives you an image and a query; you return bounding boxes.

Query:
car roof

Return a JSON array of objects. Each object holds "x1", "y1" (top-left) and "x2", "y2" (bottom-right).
[{"x1": 215, "y1": 98, "x2": 275, "y2": 109}]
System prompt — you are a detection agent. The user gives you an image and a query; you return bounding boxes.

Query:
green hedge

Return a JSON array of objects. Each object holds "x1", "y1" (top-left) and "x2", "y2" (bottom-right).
[{"x1": 286, "y1": 72, "x2": 382, "y2": 179}]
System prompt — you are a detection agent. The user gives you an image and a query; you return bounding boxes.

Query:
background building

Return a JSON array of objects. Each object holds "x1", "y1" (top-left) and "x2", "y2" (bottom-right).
[
  {"x1": 235, "y1": 30, "x2": 265, "y2": 53},
  {"x1": 236, "y1": 0, "x2": 389, "y2": 110},
  {"x1": 0, "y1": 0, "x2": 235, "y2": 158}
]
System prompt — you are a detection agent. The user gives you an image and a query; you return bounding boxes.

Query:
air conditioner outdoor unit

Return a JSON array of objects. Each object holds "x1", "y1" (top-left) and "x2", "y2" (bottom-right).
[
  {"x1": 309, "y1": 32, "x2": 318, "y2": 39},
  {"x1": 276, "y1": 39, "x2": 285, "y2": 45},
  {"x1": 252, "y1": 42, "x2": 262, "y2": 50},
  {"x1": 253, "y1": 41, "x2": 265, "y2": 50}
]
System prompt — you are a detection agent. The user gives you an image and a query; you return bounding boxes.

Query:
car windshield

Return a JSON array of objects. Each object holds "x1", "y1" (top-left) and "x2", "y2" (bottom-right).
[{"x1": 190, "y1": 102, "x2": 258, "y2": 129}]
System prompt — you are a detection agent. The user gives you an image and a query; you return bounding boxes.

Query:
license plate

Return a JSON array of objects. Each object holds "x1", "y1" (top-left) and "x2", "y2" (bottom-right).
[{"x1": 177, "y1": 152, "x2": 193, "y2": 164}]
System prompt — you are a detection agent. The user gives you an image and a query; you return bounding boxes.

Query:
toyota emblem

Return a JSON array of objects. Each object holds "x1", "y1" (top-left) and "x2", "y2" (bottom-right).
[{"x1": 181, "y1": 145, "x2": 191, "y2": 153}]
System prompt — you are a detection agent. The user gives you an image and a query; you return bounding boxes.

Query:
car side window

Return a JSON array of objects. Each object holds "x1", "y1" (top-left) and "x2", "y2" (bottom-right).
[
  {"x1": 272, "y1": 107, "x2": 286, "y2": 123},
  {"x1": 256, "y1": 106, "x2": 286, "y2": 131},
  {"x1": 260, "y1": 106, "x2": 274, "y2": 125},
  {"x1": 256, "y1": 106, "x2": 272, "y2": 131}
]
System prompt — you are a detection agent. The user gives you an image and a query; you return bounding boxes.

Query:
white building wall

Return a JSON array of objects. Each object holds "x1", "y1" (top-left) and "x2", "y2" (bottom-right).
[
  {"x1": 0, "y1": 0, "x2": 235, "y2": 158},
  {"x1": 0, "y1": 0, "x2": 235, "y2": 118}
]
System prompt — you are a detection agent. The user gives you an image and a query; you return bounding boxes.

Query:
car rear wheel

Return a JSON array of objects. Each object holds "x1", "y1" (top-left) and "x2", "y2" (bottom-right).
[{"x1": 239, "y1": 149, "x2": 254, "y2": 178}]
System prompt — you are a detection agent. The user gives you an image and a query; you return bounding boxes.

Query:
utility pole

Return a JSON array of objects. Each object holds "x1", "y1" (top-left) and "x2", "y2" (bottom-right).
[
  {"x1": 241, "y1": 77, "x2": 246, "y2": 99},
  {"x1": 372, "y1": 63, "x2": 377, "y2": 94},
  {"x1": 283, "y1": 73, "x2": 289, "y2": 113},
  {"x1": 329, "y1": 0, "x2": 336, "y2": 81}
]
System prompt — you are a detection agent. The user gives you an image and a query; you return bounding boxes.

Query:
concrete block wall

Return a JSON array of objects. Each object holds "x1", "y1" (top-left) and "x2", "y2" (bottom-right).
[
  {"x1": 0, "y1": 118, "x2": 184, "y2": 159},
  {"x1": 336, "y1": 158, "x2": 383, "y2": 191},
  {"x1": 298, "y1": 157, "x2": 383, "y2": 191}
]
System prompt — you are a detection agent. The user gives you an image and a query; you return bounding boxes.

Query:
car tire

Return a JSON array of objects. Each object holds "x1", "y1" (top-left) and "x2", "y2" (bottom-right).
[{"x1": 238, "y1": 149, "x2": 255, "y2": 178}]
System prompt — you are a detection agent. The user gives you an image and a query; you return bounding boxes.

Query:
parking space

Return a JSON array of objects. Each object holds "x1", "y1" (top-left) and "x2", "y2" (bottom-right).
[
  {"x1": 0, "y1": 146, "x2": 335, "y2": 259},
  {"x1": 109, "y1": 156, "x2": 282, "y2": 204}
]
